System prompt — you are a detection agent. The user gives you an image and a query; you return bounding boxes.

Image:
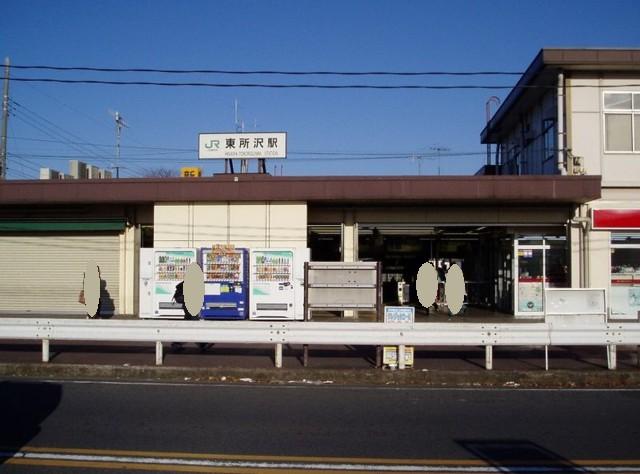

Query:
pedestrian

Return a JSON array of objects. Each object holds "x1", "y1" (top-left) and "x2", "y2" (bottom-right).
[
  {"x1": 171, "y1": 281, "x2": 207, "y2": 352},
  {"x1": 80, "y1": 265, "x2": 102, "y2": 319}
]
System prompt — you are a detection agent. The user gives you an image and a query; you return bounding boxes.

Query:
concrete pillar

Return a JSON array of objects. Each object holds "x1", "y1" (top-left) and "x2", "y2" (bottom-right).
[
  {"x1": 342, "y1": 211, "x2": 356, "y2": 318},
  {"x1": 569, "y1": 223, "x2": 581, "y2": 288},
  {"x1": 342, "y1": 210, "x2": 356, "y2": 263},
  {"x1": 588, "y1": 229, "x2": 610, "y2": 291},
  {"x1": 120, "y1": 224, "x2": 140, "y2": 316}
]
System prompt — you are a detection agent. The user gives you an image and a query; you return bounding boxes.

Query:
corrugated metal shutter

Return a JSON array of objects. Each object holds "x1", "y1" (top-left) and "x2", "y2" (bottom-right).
[{"x1": 0, "y1": 234, "x2": 120, "y2": 314}]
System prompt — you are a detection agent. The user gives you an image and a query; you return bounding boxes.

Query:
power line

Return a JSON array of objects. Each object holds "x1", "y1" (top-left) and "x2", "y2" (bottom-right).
[
  {"x1": 11, "y1": 111, "x2": 117, "y2": 171},
  {"x1": 17, "y1": 80, "x2": 179, "y2": 169},
  {"x1": 10, "y1": 77, "x2": 640, "y2": 90},
  {"x1": 8, "y1": 151, "x2": 486, "y2": 163},
  {"x1": 8, "y1": 137, "x2": 486, "y2": 157},
  {"x1": 10, "y1": 98, "x2": 146, "y2": 177},
  {"x1": 10, "y1": 65, "x2": 524, "y2": 76}
]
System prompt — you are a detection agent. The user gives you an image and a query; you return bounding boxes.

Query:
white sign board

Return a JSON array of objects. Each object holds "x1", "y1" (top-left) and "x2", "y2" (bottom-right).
[
  {"x1": 199, "y1": 132, "x2": 287, "y2": 159},
  {"x1": 384, "y1": 306, "x2": 415, "y2": 324},
  {"x1": 544, "y1": 288, "x2": 606, "y2": 316}
]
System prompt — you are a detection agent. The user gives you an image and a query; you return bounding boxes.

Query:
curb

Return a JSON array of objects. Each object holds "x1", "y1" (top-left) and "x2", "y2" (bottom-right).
[{"x1": 2, "y1": 363, "x2": 640, "y2": 388}]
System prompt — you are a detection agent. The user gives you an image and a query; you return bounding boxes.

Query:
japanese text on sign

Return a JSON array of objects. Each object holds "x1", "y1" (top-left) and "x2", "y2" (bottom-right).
[
  {"x1": 384, "y1": 306, "x2": 415, "y2": 324},
  {"x1": 199, "y1": 132, "x2": 287, "y2": 159}
]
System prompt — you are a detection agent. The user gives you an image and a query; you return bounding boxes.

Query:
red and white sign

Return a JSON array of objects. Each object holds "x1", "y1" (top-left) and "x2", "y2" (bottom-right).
[{"x1": 592, "y1": 209, "x2": 640, "y2": 230}]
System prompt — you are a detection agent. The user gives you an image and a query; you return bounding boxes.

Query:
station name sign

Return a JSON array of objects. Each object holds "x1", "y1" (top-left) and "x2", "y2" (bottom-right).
[{"x1": 199, "y1": 132, "x2": 287, "y2": 160}]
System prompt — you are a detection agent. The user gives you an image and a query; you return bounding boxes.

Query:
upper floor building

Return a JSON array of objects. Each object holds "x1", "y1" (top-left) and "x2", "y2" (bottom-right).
[{"x1": 481, "y1": 48, "x2": 640, "y2": 187}]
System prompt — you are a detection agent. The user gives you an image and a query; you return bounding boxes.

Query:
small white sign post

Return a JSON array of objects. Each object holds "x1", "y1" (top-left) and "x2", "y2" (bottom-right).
[{"x1": 383, "y1": 306, "x2": 415, "y2": 370}]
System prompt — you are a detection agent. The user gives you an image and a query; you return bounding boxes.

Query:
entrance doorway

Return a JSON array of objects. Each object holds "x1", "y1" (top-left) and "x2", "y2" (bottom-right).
[
  {"x1": 514, "y1": 236, "x2": 568, "y2": 317},
  {"x1": 357, "y1": 224, "x2": 513, "y2": 315},
  {"x1": 308, "y1": 225, "x2": 342, "y2": 262}
]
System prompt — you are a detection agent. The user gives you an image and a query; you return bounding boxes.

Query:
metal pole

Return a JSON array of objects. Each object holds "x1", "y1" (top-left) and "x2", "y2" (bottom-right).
[
  {"x1": 155, "y1": 341, "x2": 163, "y2": 366},
  {"x1": 485, "y1": 345, "x2": 493, "y2": 370},
  {"x1": 275, "y1": 343, "x2": 283, "y2": 368},
  {"x1": 42, "y1": 339, "x2": 50, "y2": 363},
  {"x1": 545, "y1": 345, "x2": 549, "y2": 371},
  {"x1": 398, "y1": 345, "x2": 406, "y2": 370},
  {"x1": 116, "y1": 116, "x2": 121, "y2": 179},
  {"x1": 0, "y1": 57, "x2": 10, "y2": 180},
  {"x1": 485, "y1": 96, "x2": 500, "y2": 167},
  {"x1": 607, "y1": 345, "x2": 617, "y2": 371}
]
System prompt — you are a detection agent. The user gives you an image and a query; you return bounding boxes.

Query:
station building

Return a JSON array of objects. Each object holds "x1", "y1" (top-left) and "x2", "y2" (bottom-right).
[{"x1": 0, "y1": 48, "x2": 638, "y2": 320}]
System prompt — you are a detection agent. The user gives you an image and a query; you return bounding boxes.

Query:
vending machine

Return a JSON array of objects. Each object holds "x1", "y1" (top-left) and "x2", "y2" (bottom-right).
[
  {"x1": 199, "y1": 245, "x2": 249, "y2": 320},
  {"x1": 142, "y1": 248, "x2": 198, "y2": 319},
  {"x1": 249, "y1": 248, "x2": 309, "y2": 320}
]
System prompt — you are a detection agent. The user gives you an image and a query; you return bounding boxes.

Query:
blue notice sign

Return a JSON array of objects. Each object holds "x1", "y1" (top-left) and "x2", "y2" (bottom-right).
[{"x1": 384, "y1": 306, "x2": 415, "y2": 324}]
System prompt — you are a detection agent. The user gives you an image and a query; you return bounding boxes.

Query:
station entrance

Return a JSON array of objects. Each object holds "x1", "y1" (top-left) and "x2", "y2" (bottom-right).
[
  {"x1": 357, "y1": 224, "x2": 512, "y2": 314},
  {"x1": 357, "y1": 224, "x2": 569, "y2": 318},
  {"x1": 307, "y1": 220, "x2": 570, "y2": 320}
]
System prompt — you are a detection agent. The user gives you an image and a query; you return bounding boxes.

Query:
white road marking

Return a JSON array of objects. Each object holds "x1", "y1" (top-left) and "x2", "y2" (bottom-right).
[
  {"x1": 32, "y1": 378, "x2": 640, "y2": 392},
  {"x1": 3, "y1": 451, "x2": 640, "y2": 472}
]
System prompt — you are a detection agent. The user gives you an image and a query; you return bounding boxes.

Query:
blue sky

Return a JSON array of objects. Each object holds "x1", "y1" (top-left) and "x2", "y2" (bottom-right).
[{"x1": 2, "y1": 0, "x2": 640, "y2": 178}]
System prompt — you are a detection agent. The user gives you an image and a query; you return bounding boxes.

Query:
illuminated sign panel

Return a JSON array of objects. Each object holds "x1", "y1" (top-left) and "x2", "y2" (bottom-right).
[
  {"x1": 199, "y1": 132, "x2": 287, "y2": 159},
  {"x1": 592, "y1": 209, "x2": 640, "y2": 230}
]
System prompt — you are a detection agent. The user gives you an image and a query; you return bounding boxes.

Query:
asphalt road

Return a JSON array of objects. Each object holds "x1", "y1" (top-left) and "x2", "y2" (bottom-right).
[{"x1": 1, "y1": 379, "x2": 640, "y2": 473}]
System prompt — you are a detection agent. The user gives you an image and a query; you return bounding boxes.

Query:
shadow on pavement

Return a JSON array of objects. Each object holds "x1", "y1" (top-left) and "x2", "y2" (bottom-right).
[
  {"x1": 457, "y1": 439, "x2": 584, "y2": 472},
  {"x1": 0, "y1": 380, "x2": 62, "y2": 465}
]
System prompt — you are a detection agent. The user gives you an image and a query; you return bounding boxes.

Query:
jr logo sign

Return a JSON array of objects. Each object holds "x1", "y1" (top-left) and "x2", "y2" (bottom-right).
[{"x1": 204, "y1": 140, "x2": 220, "y2": 150}]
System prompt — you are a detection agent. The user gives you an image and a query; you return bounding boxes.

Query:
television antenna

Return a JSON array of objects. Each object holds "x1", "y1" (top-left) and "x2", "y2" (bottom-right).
[
  {"x1": 429, "y1": 145, "x2": 450, "y2": 175},
  {"x1": 109, "y1": 109, "x2": 128, "y2": 178}
]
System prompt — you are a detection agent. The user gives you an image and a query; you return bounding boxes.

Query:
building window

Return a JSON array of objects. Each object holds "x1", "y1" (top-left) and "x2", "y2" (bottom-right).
[
  {"x1": 603, "y1": 92, "x2": 640, "y2": 152},
  {"x1": 610, "y1": 233, "x2": 640, "y2": 319},
  {"x1": 141, "y1": 225, "x2": 154, "y2": 248},
  {"x1": 542, "y1": 118, "x2": 556, "y2": 162}
]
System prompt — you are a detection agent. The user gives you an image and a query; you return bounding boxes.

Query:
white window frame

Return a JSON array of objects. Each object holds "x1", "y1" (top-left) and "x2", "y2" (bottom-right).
[
  {"x1": 609, "y1": 233, "x2": 640, "y2": 319},
  {"x1": 602, "y1": 91, "x2": 640, "y2": 154}
]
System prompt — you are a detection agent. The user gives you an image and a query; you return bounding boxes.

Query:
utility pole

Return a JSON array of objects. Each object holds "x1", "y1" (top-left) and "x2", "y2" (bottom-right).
[
  {"x1": 411, "y1": 154, "x2": 422, "y2": 175},
  {"x1": 112, "y1": 111, "x2": 127, "y2": 179},
  {"x1": 430, "y1": 146, "x2": 450, "y2": 176},
  {"x1": 0, "y1": 57, "x2": 10, "y2": 180}
]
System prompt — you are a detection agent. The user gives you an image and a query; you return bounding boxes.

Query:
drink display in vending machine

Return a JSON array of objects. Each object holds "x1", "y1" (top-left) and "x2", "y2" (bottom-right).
[
  {"x1": 200, "y1": 245, "x2": 248, "y2": 320},
  {"x1": 249, "y1": 248, "x2": 308, "y2": 320},
  {"x1": 152, "y1": 248, "x2": 198, "y2": 318}
]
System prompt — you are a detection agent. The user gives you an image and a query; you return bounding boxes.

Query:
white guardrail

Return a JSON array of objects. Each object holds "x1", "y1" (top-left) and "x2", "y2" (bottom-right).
[{"x1": 1, "y1": 318, "x2": 639, "y2": 370}]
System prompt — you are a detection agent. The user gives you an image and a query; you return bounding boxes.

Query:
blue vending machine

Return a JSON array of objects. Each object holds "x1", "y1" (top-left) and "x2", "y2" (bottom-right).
[{"x1": 200, "y1": 245, "x2": 249, "y2": 320}]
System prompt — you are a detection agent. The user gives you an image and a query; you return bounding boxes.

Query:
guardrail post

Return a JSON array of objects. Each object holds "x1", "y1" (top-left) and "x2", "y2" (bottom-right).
[
  {"x1": 275, "y1": 343, "x2": 283, "y2": 368},
  {"x1": 485, "y1": 345, "x2": 493, "y2": 370},
  {"x1": 42, "y1": 339, "x2": 50, "y2": 363},
  {"x1": 398, "y1": 345, "x2": 406, "y2": 370},
  {"x1": 545, "y1": 345, "x2": 549, "y2": 371},
  {"x1": 607, "y1": 345, "x2": 617, "y2": 370},
  {"x1": 303, "y1": 344, "x2": 309, "y2": 367},
  {"x1": 155, "y1": 341, "x2": 163, "y2": 366}
]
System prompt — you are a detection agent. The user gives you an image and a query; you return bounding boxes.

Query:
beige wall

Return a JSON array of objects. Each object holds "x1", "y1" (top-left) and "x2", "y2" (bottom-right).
[
  {"x1": 154, "y1": 202, "x2": 307, "y2": 249},
  {"x1": 568, "y1": 75, "x2": 640, "y2": 186}
]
